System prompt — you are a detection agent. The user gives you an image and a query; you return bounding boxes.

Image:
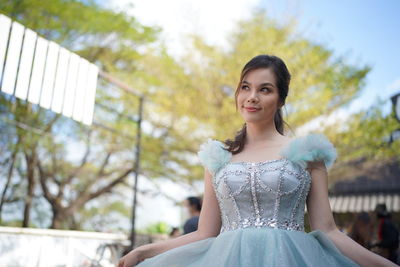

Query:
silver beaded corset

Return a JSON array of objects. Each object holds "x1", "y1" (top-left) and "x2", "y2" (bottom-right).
[
  {"x1": 213, "y1": 158, "x2": 310, "y2": 233},
  {"x1": 197, "y1": 133, "x2": 337, "y2": 234}
]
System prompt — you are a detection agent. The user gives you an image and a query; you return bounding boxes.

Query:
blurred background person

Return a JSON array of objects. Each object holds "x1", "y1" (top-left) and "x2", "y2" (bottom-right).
[
  {"x1": 370, "y1": 204, "x2": 399, "y2": 263},
  {"x1": 182, "y1": 196, "x2": 202, "y2": 234},
  {"x1": 348, "y1": 212, "x2": 373, "y2": 249}
]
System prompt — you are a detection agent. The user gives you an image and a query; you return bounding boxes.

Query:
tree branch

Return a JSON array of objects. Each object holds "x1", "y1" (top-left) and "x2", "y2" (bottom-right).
[
  {"x1": 64, "y1": 136, "x2": 91, "y2": 186},
  {"x1": 37, "y1": 160, "x2": 56, "y2": 204},
  {"x1": 88, "y1": 168, "x2": 134, "y2": 201},
  {"x1": 96, "y1": 151, "x2": 112, "y2": 177}
]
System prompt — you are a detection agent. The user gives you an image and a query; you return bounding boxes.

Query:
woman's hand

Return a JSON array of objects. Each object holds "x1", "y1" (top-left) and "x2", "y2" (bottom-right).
[{"x1": 117, "y1": 248, "x2": 145, "y2": 267}]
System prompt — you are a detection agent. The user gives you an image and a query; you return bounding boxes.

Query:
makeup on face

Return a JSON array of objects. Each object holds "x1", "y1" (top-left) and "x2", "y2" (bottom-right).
[{"x1": 236, "y1": 68, "x2": 280, "y2": 122}]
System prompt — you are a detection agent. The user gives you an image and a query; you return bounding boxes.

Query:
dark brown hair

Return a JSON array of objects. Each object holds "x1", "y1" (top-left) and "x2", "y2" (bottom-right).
[
  {"x1": 186, "y1": 196, "x2": 202, "y2": 212},
  {"x1": 225, "y1": 55, "x2": 291, "y2": 154}
]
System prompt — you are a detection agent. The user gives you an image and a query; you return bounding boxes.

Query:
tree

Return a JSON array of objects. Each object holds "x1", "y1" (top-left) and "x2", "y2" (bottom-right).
[
  {"x1": 324, "y1": 100, "x2": 400, "y2": 182},
  {"x1": 0, "y1": 0, "x2": 159, "y2": 229}
]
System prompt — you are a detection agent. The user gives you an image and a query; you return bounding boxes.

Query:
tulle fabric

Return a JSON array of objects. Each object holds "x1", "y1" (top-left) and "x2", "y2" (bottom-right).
[
  {"x1": 136, "y1": 227, "x2": 360, "y2": 267},
  {"x1": 280, "y1": 133, "x2": 337, "y2": 169},
  {"x1": 198, "y1": 133, "x2": 337, "y2": 174}
]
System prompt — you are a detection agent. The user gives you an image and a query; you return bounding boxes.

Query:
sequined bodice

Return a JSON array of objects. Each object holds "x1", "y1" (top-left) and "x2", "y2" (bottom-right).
[{"x1": 213, "y1": 158, "x2": 311, "y2": 233}]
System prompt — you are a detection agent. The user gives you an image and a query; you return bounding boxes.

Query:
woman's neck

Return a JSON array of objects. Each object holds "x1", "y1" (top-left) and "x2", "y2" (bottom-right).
[{"x1": 245, "y1": 120, "x2": 283, "y2": 145}]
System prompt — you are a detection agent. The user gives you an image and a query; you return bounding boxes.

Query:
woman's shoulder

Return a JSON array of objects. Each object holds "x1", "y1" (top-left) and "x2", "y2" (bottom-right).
[
  {"x1": 197, "y1": 139, "x2": 232, "y2": 175},
  {"x1": 281, "y1": 133, "x2": 337, "y2": 169}
]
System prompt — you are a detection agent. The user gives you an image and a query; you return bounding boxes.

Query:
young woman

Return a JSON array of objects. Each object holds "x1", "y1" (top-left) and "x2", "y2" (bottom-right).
[{"x1": 118, "y1": 55, "x2": 397, "y2": 267}]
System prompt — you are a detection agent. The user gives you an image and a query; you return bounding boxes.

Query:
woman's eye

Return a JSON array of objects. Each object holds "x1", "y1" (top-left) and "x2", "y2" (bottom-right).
[
  {"x1": 261, "y1": 87, "x2": 271, "y2": 92},
  {"x1": 241, "y1": 85, "x2": 249, "y2": 90}
]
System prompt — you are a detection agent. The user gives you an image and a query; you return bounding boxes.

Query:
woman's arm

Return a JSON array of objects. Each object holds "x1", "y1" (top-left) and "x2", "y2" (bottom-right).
[
  {"x1": 306, "y1": 161, "x2": 398, "y2": 267},
  {"x1": 118, "y1": 168, "x2": 221, "y2": 267}
]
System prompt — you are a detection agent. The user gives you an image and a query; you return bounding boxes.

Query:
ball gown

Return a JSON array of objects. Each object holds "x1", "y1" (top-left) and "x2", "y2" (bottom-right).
[{"x1": 137, "y1": 133, "x2": 360, "y2": 267}]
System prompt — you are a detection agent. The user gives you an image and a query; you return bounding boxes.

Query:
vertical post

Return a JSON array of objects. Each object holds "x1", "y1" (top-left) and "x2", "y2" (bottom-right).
[
  {"x1": 97, "y1": 70, "x2": 144, "y2": 250},
  {"x1": 130, "y1": 95, "x2": 144, "y2": 250}
]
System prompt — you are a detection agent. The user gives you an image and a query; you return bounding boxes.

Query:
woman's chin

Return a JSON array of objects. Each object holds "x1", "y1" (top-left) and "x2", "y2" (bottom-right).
[{"x1": 243, "y1": 117, "x2": 269, "y2": 124}]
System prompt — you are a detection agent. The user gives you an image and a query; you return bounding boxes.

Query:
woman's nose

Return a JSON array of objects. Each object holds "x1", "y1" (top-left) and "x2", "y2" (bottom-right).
[{"x1": 247, "y1": 90, "x2": 259, "y2": 102}]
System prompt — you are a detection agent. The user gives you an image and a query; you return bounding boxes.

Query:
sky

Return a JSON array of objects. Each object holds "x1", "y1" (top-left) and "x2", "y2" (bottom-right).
[
  {"x1": 269, "y1": 0, "x2": 400, "y2": 129},
  {"x1": 294, "y1": 0, "x2": 400, "y2": 107},
  {"x1": 108, "y1": 0, "x2": 400, "y2": 229}
]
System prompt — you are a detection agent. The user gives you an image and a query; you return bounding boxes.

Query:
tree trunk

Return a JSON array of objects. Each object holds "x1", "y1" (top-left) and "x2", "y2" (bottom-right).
[
  {"x1": 51, "y1": 208, "x2": 64, "y2": 229},
  {"x1": 0, "y1": 149, "x2": 18, "y2": 223},
  {"x1": 22, "y1": 151, "x2": 36, "y2": 227},
  {"x1": 51, "y1": 205, "x2": 77, "y2": 229}
]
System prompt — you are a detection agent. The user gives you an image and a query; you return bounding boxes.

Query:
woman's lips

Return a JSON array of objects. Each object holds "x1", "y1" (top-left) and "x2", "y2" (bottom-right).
[{"x1": 244, "y1": 107, "x2": 261, "y2": 112}]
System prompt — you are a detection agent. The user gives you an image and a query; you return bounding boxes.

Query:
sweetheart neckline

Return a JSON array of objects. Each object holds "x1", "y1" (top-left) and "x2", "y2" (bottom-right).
[{"x1": 227, "y1": 157, "x2": 288, "y2": 165}]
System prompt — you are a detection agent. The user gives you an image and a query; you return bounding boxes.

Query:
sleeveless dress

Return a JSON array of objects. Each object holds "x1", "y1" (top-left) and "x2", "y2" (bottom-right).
[{"x1": 137, "y1": 133, "x2": 360, "y2": 267}]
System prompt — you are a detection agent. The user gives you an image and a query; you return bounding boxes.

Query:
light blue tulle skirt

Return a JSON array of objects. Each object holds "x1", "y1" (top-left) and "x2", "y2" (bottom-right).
[{"x1": 136, "y1": 227, "x2": 360, "y2": 267}]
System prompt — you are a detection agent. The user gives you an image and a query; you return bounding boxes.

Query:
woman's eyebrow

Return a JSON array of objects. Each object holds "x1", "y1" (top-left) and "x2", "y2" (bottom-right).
[
  {"x1": 242, "y1": 81, "x2": 275, "y2": 88},
  {"x1": 259, "y1": 82, "x2": 275, "y2": 88}
]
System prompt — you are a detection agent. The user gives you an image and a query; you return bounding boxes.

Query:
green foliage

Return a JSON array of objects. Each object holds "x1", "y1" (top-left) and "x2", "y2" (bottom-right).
[
  {"x1": 325, "y1": 100, "x2": 400, "y2": 182},
  {"x1": 143, "y1": 221, "x2": 170, "y2": 235},
  {"x1": 181, "y1": 12, "x2": 369, "y2": 130}
]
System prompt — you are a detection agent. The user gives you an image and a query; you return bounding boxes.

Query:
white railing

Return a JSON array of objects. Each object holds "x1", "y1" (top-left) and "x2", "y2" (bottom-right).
[{"x1": 0, "y1": 226, "x2": 168, "y2": 267}]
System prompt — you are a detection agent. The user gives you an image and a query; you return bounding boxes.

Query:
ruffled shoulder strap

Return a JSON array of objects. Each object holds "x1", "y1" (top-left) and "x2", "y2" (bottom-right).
[
  {"x1": 197, "y1": 139, "x2": 232, "y2": 175},
  {"x1": 281, "y1": 133, "x2": 337, "y2": 169}
]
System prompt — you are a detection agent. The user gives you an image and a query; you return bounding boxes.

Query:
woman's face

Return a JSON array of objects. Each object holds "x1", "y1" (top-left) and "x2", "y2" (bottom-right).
[{"x1": 236, "y1": 68, "x2": 281, "y2": 124}]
